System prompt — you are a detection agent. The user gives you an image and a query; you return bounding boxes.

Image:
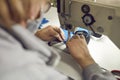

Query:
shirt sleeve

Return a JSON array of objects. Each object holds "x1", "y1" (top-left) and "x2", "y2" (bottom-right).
[{"x1": 83, "y1": 63, "x2": 117, "y2": 80}]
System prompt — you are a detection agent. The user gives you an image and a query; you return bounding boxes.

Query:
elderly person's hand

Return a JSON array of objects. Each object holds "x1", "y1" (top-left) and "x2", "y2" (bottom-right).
[
  {"x1": 35, "y1": 26, "x2": 65, "y2": 41},
  {"x1": 0, "y1": 0, "x2": 46, "y2": 28},
  {"x1": 66, "y1": 35, "x2": 95, "y2": 68}
]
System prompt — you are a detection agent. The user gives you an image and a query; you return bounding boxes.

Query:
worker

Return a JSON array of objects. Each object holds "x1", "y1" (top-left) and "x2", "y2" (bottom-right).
[{"x1": 0, "y1": 0, "x2": 117, "y2": 80}]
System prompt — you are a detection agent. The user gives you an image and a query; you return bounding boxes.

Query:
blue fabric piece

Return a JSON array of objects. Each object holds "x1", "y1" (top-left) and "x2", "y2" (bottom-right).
[
  {"x1": 63, "y1": 27, "x2": 90, "y2": 43},
  {"x1": 38, "y1": 18, "x2": 49, "y2": 29},
  {"x1": 63, "y1": 29, "x2": 73, "y2": 43},
  {"x1": 42, "y1": 18, "x2": 49, "y2": 24},
  {"x1": 75, "y1": 27, "x2": 89, "y2": 33}
]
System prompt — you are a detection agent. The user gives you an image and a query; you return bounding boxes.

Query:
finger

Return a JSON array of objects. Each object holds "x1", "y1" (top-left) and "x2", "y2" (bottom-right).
[
  {"x1": 53, "y1": 27, "x2": 65, "y2": 40},
  {"x1": 46, "y1": 26, "x2": 63, "y2": 41},
  {"x1": 66, "y1": 36, "x2": 74, "y2": 46},
  {"x1": 78, "y1": 34, "x2": 85, "y2": 39},
  {"x1": 78, "y1": 34, "x2": 87, "y2": 42},
  {"x1": 0, "y1": 0, "x2": 14, "y2": 28},
  {"x1": 50, "y1": 30, "x2": 63, "y2": 41},
  {"x1": 67, "y1": 35, "x2": 81, "y2": 43},
  {"x1": 53, "y1": 33, "x2": 63, "y2": 41},
  {"x1": 74, "y1": 34, "x2": 85, "y2": 40},
  {"x1": 66, "y1": 41, "x2": 71, "y2": 49},
  {"x1": 72, "y1": 35, "x2": 79, "y2": 39},
  {"x1": 76, "y1": 34, "x2": 87, "y2": 44},
  {"x1": 7, "y1": 0, "x2": 26, "y2": 23},
  {"x1": 60, "y1": 28, "x2": 65, "y2": 40}
]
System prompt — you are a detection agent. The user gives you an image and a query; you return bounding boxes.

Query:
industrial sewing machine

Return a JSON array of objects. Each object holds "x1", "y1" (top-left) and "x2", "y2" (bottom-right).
[
  {"x1": 45, "y1": 0, "x2": 120, "y2": 80},
  {"x1": 57, "y1": 0, "x2": 120, "y2": 48}
]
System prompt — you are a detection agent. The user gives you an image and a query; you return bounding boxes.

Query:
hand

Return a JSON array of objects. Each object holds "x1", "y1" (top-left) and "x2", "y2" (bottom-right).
[
  {"x1": 35, "y1": 26, "x2": 65, "y2": 41},
  {"x1": 66, "y1": 35, "x2": 95, "y2": 68},
  {"x1": 0, "y1": 0, "x2": 42, "y2": 28}
]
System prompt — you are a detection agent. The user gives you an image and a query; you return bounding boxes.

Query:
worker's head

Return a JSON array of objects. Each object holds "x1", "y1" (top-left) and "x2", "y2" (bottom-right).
[{"x1": 0, "y1": 0, "x2": 51, "y2": 29}]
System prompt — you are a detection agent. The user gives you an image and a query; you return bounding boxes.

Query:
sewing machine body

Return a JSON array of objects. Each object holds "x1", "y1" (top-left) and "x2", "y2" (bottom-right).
[
  {"x1": 57, "y1": 0, "x2": 120, "y2": 48},
  {"x1": 44, "y1": 5, "x2": 120, "y2": 80}
]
